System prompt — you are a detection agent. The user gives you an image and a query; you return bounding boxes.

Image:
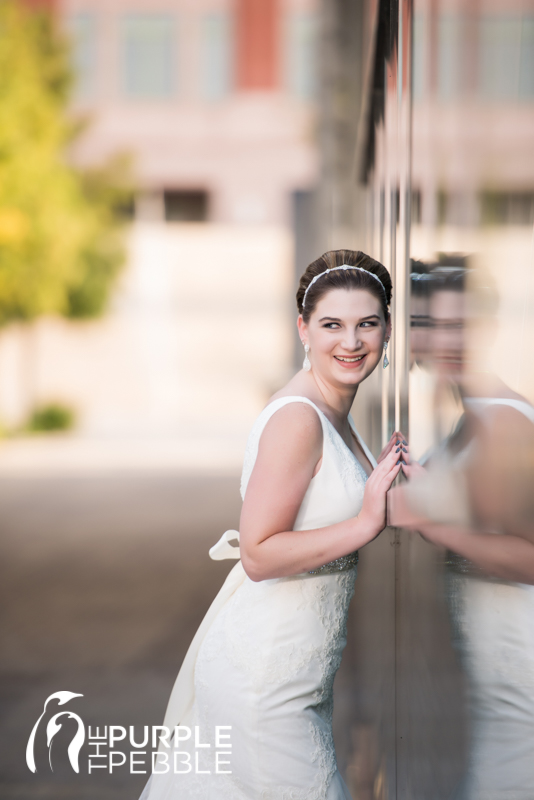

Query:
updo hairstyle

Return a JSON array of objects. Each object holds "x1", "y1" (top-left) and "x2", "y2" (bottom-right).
[
  {"x1": 429, "y1": 255, "x2": 499, "y2": 318},
  {"x1": 297, "y1": 249, "x2": 392, "y2": 324}
]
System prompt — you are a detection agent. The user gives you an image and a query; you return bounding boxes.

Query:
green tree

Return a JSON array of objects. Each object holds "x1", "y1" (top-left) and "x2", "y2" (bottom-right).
[{"x1": 0, "y1": 0, "x2": 130, "y2": 325}]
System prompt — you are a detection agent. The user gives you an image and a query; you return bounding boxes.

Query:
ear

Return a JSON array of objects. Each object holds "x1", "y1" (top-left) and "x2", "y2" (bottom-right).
[
  {"x1": 297, "y1": 314, "x2": 307, "y2": 342},
  {"x1": 385, "y1": 314, "x2": 392, "y2": 341}
]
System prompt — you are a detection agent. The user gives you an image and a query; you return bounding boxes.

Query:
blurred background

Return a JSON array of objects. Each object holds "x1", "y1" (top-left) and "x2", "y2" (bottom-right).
[{"x1": 0, "y1": 0, "x2": 533, "y2": 798}]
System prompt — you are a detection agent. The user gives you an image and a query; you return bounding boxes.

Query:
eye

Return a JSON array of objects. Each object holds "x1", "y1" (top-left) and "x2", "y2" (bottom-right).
[
  {"x1": 322, "y1": 322, "x2": 340, "y2": 329},
  {"x1": 360, "y1": 321, "x2": 379, "y2": 328}
]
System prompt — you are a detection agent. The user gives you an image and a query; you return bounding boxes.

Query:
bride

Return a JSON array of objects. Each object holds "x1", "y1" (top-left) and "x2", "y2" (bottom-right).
[{"x1": 139, "y1": 249, "x2": 407, "y2": 800}]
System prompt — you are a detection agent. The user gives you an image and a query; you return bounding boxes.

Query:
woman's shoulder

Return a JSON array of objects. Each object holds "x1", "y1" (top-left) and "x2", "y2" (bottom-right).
[
  {"x1": 466, "y1": 393, "x2": 534, "y2": 435},
  {"x1": 463, "y1": 392, "x2": 534, "y2": 506},
  {"x1": 240, "y1": 395, "x2": 324, "y2": 500},
  {"x1": 256, "y1": 395, "x2": 324, "y2": 446},
  {"x1": 464, "y1": 376, "x2": 534, "y2": 425}
]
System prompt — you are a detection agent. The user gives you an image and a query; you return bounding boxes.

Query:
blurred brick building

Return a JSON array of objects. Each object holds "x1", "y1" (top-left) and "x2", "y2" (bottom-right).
[
  {"x1": 63, "y1": 0, "x2": 318, "y2": 226},
  {"x1": 0, "y1": 0, "x2": 320, "y2": 456}
]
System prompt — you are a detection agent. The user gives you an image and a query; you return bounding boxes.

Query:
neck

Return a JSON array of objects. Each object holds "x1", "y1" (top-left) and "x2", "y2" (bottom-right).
[{"x1": 312, "y1": 373, "x2": 359, "y2": 421}]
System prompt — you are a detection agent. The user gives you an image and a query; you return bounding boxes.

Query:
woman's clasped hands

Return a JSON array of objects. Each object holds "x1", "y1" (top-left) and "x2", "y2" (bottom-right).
[{"x1": 357, "y1": 430, "x2": 410, "y2": 538}]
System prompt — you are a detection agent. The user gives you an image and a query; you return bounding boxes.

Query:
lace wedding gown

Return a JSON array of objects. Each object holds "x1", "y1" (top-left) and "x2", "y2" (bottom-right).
[{"x1": 139, "y1": 396, "x2": 376, "y2": 800}]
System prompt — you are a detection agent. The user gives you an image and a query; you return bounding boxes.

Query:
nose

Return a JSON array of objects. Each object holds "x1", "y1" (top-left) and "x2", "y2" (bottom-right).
[{"x1": 341, "y1": 329, "x2": 363, "y2": 351}]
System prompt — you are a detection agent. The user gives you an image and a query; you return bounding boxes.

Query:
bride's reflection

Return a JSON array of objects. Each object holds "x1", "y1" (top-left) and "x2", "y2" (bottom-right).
[{"x1": 389, "y1": 261, "x2": 534, "y2": 800}]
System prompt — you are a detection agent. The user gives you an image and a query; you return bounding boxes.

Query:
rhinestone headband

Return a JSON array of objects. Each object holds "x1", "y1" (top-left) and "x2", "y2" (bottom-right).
[{"x1": 301, "y1": 264, "x2": 387, "y2": 309}]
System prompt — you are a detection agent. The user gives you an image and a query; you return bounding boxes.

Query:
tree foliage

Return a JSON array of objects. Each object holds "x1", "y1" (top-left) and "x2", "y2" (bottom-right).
[{"x1": 0, "y1": 1, "x2": 131, "y2": 325}]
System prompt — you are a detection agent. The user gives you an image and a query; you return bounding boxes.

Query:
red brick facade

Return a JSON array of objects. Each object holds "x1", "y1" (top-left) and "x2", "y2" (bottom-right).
[{"x1": 236, "y1": 0, "x2": 279, "y2": 90}]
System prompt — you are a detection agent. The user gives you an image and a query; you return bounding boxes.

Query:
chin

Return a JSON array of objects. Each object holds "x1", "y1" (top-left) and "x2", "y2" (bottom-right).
[{"x1": 333, "y1": 368, "x2": 374, "y2": 386}]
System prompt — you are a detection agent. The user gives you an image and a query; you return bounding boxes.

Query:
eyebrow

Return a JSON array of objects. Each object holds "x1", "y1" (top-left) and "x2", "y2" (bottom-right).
[{"x1": 318, "y1": 314, "x2": 381, "y2": 322}]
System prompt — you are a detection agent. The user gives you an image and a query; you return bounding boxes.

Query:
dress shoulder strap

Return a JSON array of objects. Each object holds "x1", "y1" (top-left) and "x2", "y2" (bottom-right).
[
  {"x1": 464, "y1": 397, "x2": 534, "y2": 425},
  {"x1": 209, "y1": 397, "x2": 328, "y2": 563},
  {"x1": 240, "y1": 396, "x2": 328, "y2": 500}
]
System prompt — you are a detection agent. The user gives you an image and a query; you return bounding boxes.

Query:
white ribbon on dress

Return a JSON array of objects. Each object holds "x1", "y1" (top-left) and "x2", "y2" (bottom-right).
[
  {"x1": 147, "y1": 530, "x2": 246, "y2": 799},
  {"x1": 208, "y1": 528, "x2": 241, "y2": 560}
]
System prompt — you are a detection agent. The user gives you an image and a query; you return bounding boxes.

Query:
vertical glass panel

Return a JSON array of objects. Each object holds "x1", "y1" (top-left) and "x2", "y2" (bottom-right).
[
  {"x1": 201, "y1": 13, "x2": 233, "y2": 100},
  {"x1": 285, "y1": 13, "x2": 318, "y2": 99},
  {"x1": 412, "y1": 14, "x2": 427, "y2": 101},
  {"x1": 407, "y1": 0, "x2": 534, "y2": 795},
  {"x1": 66, "y1": 13, "x2": 96, "y2": 99},
  {"x1": 479, "y1": 17, "x2": 522, "y2": 100},
  {"x1": 121, "y1": 15, "x2": 175, "y2": 99},
  {"x1": 519, "y1": 18, "x2": 534, "y2": 99},
  {"x1": 437, "y1": 14, "x2": 463, "y2": 100}
]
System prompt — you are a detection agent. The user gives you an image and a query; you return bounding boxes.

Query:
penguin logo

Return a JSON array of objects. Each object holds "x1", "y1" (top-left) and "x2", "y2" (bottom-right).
[{"x1": 26, "y1": 691, "x2": 85, "y2": 773}]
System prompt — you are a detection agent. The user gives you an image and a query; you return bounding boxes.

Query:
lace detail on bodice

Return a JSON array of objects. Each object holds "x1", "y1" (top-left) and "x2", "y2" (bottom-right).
[
  {"x1": 315, "y1": 420, "x2": 367, "y2": 573},
  {"x1": 325, "y1": 416, "x2": 370, "y2": 488},
  {"x1": 307, "y1": 550, "x2": 359, "y2": 574}
]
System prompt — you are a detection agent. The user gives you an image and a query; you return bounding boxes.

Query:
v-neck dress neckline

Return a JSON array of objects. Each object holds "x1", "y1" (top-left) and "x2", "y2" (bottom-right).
[{"x1": 303, "y1": 399, "x2": 376, "y2": 478}]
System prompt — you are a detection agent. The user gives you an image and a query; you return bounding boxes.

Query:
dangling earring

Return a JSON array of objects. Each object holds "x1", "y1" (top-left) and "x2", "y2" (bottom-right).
[
  {"x1": 383, "y1": 340, "x2": 389, "y2": 369},
  {"x1": 303, "y1": 343, "x2": 311, "y2": 371}
]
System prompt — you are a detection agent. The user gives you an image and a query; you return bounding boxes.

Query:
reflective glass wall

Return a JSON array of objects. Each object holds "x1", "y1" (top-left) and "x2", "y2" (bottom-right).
[{"x1": 321, "y1": 0, "x2": 534, "y2": 797}]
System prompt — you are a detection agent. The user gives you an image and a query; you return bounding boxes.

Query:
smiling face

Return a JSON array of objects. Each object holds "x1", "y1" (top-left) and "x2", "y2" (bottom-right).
[
  {"x1": 298, "y1": 288, "x2": 390, "y2": 388},
  {"x1": 430, "y1": 289, "x2": 466, "y2": 380}
]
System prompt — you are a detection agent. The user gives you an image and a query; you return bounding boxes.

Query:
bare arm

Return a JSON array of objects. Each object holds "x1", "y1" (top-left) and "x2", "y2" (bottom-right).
[
  {"x1": 239, "y1": 403, "x2": 402, "y2": 582},
  {"x1": 388, "y1": 484, "x2": 534, "y2": 583},
  {"x1": 418, "y1": 523, "x2": 534, "y2": 585},
  {"x1": 387, "y1": 404, "x2": 534, "y2": 584}
]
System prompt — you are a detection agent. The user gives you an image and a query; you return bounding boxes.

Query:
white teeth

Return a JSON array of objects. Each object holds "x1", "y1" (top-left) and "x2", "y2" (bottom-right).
[{"x1": 335, "y1": 355, "x2": 364, "y2": 362}]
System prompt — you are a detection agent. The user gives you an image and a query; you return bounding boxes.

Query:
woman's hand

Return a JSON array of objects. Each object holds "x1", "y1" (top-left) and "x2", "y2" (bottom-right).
[
  {"x1": 398, "y1": 459, "x2": 426, "y2": 481},
  {"x1": 386, "y1": 484, "x2": 430, "y2": 529},
  {"x1": 357, "y1": 444, "x2": 403, "y2": 537},
  {"x1": 377, "y1": 430, "x2": 409, "y2": 464}
]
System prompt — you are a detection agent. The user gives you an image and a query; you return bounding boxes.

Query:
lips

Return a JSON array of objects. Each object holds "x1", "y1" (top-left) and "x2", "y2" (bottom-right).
[{"x1": 334, "y1": 354, "x2": 367, "y2": 366}]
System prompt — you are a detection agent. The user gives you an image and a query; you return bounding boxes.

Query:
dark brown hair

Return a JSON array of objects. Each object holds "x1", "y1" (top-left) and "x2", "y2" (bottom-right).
[{"x1": 296, "y1": 249, "x2": 392, "y2": 323}]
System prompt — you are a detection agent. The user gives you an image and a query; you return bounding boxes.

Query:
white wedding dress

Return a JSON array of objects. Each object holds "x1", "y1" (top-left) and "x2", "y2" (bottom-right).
[
  {"x1": 449, "y1": 398, "x2": 534, "y2": 800},
  {"x1": 405, "y1": 396, "x2": 534, "y2": 800},
  {"x1": 139, "y1": 396, "x2": 376, "y2": 800}
]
